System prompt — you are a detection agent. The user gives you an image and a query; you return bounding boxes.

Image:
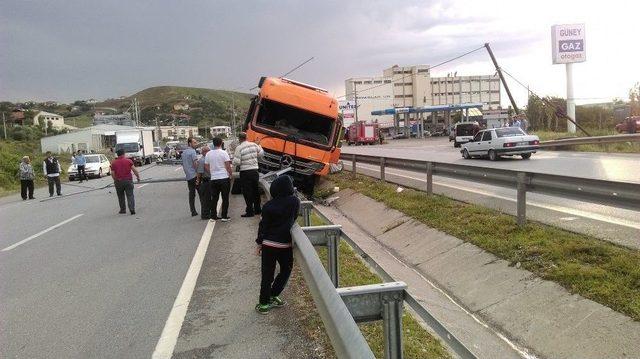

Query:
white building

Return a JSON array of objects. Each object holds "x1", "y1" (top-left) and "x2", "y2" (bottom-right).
[
  {"x1": 345, "y1": 65, "x2": 501, "y2": 125},
  {"x1": 155, "y1": 125, "x2": 199, "y2": 141},
  {"x1": 33, "y1": 111, "x2": 75, "y2": 130},
  {"x1": 40, "y1": 124, "x2": 134, "y2": 153},
  {"x1": 210, "y1": 125, "x2": 231, "y2": 138}
]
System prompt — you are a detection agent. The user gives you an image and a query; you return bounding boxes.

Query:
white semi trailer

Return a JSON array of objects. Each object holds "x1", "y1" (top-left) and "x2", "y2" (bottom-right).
[{"x1": 115, "y1": 128, "x2": 155, "y2": 166}]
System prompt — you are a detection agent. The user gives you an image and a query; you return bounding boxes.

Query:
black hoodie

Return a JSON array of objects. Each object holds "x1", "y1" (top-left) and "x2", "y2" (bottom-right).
[{"x1": 256, "y1": 175, "x2": 300, "y2": 248}]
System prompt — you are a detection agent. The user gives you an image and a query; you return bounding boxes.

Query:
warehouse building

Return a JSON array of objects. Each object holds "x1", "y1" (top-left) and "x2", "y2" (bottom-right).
[
  {"x1": 154, "y1": 125, "x2": 198, "y2": 141},
  {"x1": 40, "y1": 124, "x2": 134, "y2": 154},
  {"x1": 345, "y1": 65, "x2": 501, "y2": 125}
]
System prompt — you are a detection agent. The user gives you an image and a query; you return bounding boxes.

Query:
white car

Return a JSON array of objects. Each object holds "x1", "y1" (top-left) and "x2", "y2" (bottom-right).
[
  {"x1": 68, "y1": 154, "x2": 111, "y2": 180},
  {"x1": 152, "y1": 146, "x2": 164, "y2": 159},
  {"x1": 461, "y1": 127, "x2": 540, "y2": 161}
]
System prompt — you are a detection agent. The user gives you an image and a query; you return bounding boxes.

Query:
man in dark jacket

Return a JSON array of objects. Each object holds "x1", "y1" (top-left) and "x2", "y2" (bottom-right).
[{"x1": 255, "y1": 175, "x2": 300, "y2": 314}]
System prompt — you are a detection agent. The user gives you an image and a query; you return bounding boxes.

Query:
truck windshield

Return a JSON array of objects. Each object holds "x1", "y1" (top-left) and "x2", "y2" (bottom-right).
[
  {"x1": 115, "y1": 143, "x2": 140, "y2": 153},
  {"x1": 256, "y1": 99, "x2": 334, "y2": 145}
]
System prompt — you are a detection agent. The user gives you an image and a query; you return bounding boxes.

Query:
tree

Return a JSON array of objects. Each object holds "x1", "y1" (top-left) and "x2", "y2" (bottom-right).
[{"x1": 630, "y1": 82, "x2": 640, "y2": 116}]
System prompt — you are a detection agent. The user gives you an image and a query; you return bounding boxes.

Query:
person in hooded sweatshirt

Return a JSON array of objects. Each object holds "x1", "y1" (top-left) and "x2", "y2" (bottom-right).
[{"x1": 255, "y1": 175, "x2": 300, "y2": 314}]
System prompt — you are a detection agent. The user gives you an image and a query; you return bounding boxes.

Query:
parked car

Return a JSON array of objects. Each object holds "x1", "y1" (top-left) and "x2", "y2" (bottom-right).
[
  {"x1": 461, "y1": 127, "x2": 540, "y2": 161},
  {"x1": 152, "y1": 146, "x2": 164, "y2": 159},
  {"x1": 615, "y1": 116, "x2": 639, "y2": 133},
  {"x1": 68, "y1": 154, "x2": 111, "y2": 180}
]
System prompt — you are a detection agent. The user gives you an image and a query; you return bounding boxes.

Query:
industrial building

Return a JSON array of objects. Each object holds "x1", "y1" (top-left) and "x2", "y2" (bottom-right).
[
  {"x1": 93, "y1": 113, "x2": 134, "y2": 127},
  {"x1": 40, "y1": 124, "x2": 137, "y2": 154},
  {"x1": 345, "y1": 65, "x2": 501, "y2": 126},
  {"x1": 154, "y1": 125, "x2": 198, "y2": 141}
]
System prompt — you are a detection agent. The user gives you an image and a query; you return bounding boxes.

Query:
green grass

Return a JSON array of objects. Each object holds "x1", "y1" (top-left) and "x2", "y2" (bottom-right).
[
  {"x1": 0, "y1": 140, "x2": 71, "y2": 196},
  {"x1": 531, "y1": 128, "x2": 640, "y2": 153},
  {"x1": 64, "y1": 114, "x2": 93, "y2": 128},
  {"x1": 329, "y1": 172, "x2": 640, "y2": 321},
  {"x1": 289, "y1": 212, "x2": 452, "y2": 358}
]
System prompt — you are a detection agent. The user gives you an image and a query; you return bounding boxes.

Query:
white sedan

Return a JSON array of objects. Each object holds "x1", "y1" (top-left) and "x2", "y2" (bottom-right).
[
  {"x1": 461, "y1": 127, "x2": 540, "y2": 161},
  {"x1": 68, "y1": 154, "x2": 111, "y2": 180}
]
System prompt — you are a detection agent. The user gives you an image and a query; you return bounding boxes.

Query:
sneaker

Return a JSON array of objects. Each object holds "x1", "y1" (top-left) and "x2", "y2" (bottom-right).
[
  {"x1": 130, "y1": 210, "x2": 136, "y2": 215},
  {"x1": 270, "y1": 296, "x2": 286, "y2": 308},
  {"x1": 191, "y1": 212, "x2": 198, "y2": 217},
  {"x1": 241, "y1": 213, "x2": 254, "y2": 218},
  {"x1": 119, "y1": 210, "x2": 126, "y2": 214},
  {"x1": 255, "y1": 303, "x2": 271, "y2": 315},
  {"x1": 221, "y1": 217, "x2": 231, "y2": 222},
  {"x1": 211, "y1": 216, "x2": 221, "y2": 220}
]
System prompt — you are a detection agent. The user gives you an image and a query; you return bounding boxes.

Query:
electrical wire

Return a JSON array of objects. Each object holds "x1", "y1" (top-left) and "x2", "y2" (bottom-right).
[{"x1": 336, "y1": 45, "x2": 486, "y2": 99}]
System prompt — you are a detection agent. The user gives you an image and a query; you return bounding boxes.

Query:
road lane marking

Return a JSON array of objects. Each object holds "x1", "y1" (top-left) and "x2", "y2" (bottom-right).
[
  {"x1": 152, "y1": 202, "x2": 220, "y2": 359},
  {"x1": 2, "y1": 214, "x2": 84, "y2": 252},
  {"x1": 355, "y1": 164, "x2": 640, "y2": 230},
  {"x1": 174, "y1": 167, "x2": 181, "y2": 172}
]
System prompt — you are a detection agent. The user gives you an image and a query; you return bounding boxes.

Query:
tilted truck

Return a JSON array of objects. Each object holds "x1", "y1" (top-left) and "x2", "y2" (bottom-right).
[
  {"x1": 115, "y1": 128, "x2": 155, "y2": 166},
  {"x1": 243, "y1": 77, "x2": 343, "y2": 194}
]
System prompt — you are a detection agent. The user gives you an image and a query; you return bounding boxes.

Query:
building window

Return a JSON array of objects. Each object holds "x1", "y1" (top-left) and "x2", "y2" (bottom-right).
[
  {"x1": 363, "y1": 81, "x2": 372, "y2": 84},
  {"x1": 384, "y1": 80, "x2": 392, "y2": 83},
  {"x1": 417, "y1": 69, "x2": 429, "y2": 73},
  {"x1": 373, "y1": 80, "x2": 382, "y2": 84}
]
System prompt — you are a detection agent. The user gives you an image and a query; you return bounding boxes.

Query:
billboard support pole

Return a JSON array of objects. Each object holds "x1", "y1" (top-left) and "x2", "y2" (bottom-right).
[{"x1": 566, "y1": 63, "x2": 576, "y2": 133}]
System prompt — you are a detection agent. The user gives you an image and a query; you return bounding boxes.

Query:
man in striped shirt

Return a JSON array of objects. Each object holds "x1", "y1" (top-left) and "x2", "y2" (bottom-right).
[{"x1": 233, "y1": 132, "x2": 264, "y2": 217}]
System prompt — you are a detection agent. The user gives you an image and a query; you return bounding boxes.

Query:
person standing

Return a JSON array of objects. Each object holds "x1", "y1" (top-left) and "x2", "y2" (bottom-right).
[
  {"x1": 196, "y1": 146, "x2": 212, "y2": 220},
  {"x1": 74, "y1": 150, "x2": 87, "y2": 182},
  {"x1": 182, "y1": 137, "x2": 200, "y2": 216},
  {"x1": 233, "y1": 132, "x2": 264, "y2": 217},
  {"x1": 204, "y1": 137, "x2": 232, "y2": 221},
  {"x1": 19, "y1": 156, "x2": 35, "y2": 200},
  {"x1": 254, "y1": 175, "x2": 300, "y2": 314},
  {"x1": 110, "y1": 149, "x2": 140, "y2": 215},
  {"x1": 43, "y1": 151, "x2": 62, "y2": 197}
]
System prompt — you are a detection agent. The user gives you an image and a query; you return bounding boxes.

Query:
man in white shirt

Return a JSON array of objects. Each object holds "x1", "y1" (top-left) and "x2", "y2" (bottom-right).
[
  {"x1": 204, "y1": 137, "x2": 233, "y2": 221},
  {"x1": 43, "y1": 151, "x2": 62, "y2": 197}
]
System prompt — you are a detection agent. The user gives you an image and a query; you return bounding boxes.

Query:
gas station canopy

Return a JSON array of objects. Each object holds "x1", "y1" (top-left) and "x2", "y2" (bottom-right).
[{"x1": 371, "y1": 102, "x2": 484, "y2": 116}]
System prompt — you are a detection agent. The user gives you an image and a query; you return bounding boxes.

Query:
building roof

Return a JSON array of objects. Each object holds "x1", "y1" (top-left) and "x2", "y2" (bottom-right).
[{"x1": 34, "y1": 110, "x2": 63, "y2": 117}]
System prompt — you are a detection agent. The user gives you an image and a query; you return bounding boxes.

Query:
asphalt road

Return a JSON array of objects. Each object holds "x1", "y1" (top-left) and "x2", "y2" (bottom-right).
[
  {"x1": 0, "y1": 164, "x2": 210, "y2": 359},
  {"x1": 342, "y1": 137, "x2": 640, "y2": 184},
  {"x1": 341, "y1": 138, "x2": 640, "y2": 247}
]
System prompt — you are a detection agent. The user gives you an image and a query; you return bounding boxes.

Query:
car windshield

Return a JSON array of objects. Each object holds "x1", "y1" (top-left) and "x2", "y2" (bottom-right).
[
  {"x1": 256, "y1": 99, "x2": 334, "y2": 145},
  {"x1": 495, "y1": 127, "x2": 525, "y2": 137},
  {"x1": 115, "y1": 143, "x2": 140, "y2": 153},
  {"x1": 456, "y1": 123, "x2": 476, "y2": 136}
]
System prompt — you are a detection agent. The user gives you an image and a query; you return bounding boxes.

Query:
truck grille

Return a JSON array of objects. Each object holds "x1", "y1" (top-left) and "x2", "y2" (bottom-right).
[{"x1": 259, "y1": 150, "x2": 325, "y2": 176}]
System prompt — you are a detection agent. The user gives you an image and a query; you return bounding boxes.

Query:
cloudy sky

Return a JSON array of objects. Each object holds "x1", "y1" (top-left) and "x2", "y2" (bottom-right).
[{"x1": 1, "y1": 0, "x2": 638, "y2": 106}]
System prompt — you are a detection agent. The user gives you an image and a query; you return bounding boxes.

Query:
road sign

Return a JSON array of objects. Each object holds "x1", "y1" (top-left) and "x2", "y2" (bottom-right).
[
  {"x1": 551, "y1": 24, "x2": 586, "y2": 64},
  {"x1": 339, "y1": 100, "x2": 357, "y2": 126}
]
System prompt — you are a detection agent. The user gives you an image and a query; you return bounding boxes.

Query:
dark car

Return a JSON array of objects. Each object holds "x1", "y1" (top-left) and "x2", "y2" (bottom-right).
[{"x1": 615, "y1": 116, "x2": 639, "y2": 134}]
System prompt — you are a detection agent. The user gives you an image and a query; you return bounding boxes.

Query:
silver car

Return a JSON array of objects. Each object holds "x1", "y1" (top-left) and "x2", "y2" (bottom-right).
[{"x1": 461, "y1": 127, "x2": 540, "y2": 161}]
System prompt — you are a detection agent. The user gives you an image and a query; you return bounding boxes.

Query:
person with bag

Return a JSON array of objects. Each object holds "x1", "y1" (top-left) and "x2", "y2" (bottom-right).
[
  {"x1": 19, "y1": 156, "x2": 35, "y2": 200},
  {"x1": 254, "y1": 175, "x2": 300, "y2": 314}
]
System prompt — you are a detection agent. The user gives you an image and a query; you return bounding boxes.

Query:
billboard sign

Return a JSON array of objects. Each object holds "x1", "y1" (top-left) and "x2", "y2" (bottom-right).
[
  {"x1": 339, "y1": 100, "x2": 357, "y2": 126},
  {"x1": 551, "y1": 24, "x2": 586, "y2": 64}
]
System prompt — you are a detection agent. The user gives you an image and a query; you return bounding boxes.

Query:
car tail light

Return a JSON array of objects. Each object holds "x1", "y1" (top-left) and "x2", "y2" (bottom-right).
[
  {"x1": 530, "y1": 140, "x2": 539, "y2": 145},
  {"x1": 503, "y1": 142, "x2": 516, "y2": 148}
]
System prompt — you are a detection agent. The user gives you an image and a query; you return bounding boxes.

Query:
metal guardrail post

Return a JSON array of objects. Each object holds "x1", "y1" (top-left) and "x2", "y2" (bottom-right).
[
  {"x1": 426, "y1": 161, "x2": 434, "y2": 196},
  {"x1": 338, "y1": 282, "x2": 407, "y2": 359},
  {"x1": 352, "y1": 154, "x2": 357, "y2": 179},
  {"x1": 380, "y1": 157, "x2": 386, "y2": 182},
  {"x1": 300, "y1": 201, "x2": 313, "y2": 227},
  {"x1": 516, "y1": 172, "x2": 528, "y2": 226},
  {"x1": 302, "y1": 225, "x2": 342, "y2": 288}
]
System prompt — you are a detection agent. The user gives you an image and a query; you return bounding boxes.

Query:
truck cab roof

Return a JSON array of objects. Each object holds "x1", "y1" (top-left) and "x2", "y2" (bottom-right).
[{"x1": 258, "y1": 77, "x2": 338, "y2": 119}]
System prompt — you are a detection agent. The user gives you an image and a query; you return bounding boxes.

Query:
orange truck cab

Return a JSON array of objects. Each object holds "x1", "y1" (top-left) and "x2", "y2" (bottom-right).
[{"x1": 243, "y1": 77, "x2": 342, "y2": 193}]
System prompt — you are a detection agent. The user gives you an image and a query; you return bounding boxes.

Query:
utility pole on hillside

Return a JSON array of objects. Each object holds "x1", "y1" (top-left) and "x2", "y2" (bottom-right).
[{"x1": 2, "y1": 112, "x2": 7, "y2": 140}]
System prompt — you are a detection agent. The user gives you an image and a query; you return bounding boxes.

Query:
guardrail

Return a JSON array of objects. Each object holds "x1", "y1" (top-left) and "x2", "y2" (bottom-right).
[
  {"x1": 539, "y1": 133, "x2": 640, "y2": 148},
  {"x1": 259, "y1": 172, "x2": 412, "y2": 359},
  {"x1": 341, "y1": 153, "x2": 640, "y2": 226}
]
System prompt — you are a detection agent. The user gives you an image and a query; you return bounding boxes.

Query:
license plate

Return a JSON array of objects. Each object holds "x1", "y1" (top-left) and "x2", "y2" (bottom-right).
[{"x1": 516, "y1": 142, "x2": 528, "y2": 146}]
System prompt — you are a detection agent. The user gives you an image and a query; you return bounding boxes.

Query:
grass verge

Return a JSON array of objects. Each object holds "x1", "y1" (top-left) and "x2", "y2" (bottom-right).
[
  {"x1": 329, "y1": 171, "x2": 640, "y2": 321},
  {"x1": 531, "y1": 129, "x2": 640, "y2": 153},
  {"x1": 289, "y1": 212, "x2": 452, "y2": 359}
]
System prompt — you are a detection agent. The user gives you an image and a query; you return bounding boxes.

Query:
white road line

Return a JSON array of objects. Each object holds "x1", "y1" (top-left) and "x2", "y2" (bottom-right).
[
  {"x1": 356, "y1": 164, "x2": 640, "y2": 230},
  {"x1": 174, "y1": 167, "x2": 181, "y2": 172},
  {"x1": 2, "y1": 214, "x2": 84, "y2": 252},
  {"x1": 152, "y1": 202, "x2": 221, "y2": 359}
]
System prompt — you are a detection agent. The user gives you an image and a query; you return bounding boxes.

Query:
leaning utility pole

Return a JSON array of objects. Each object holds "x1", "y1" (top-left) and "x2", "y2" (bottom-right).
[{"x1": 485, "y1": 43, "x2": 519, "y2": 115}]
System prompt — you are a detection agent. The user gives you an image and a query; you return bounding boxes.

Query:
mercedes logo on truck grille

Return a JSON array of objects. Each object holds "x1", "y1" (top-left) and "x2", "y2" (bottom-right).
[{"x1": 280, "y1": 154, "x2": 294, "y2": 168}]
